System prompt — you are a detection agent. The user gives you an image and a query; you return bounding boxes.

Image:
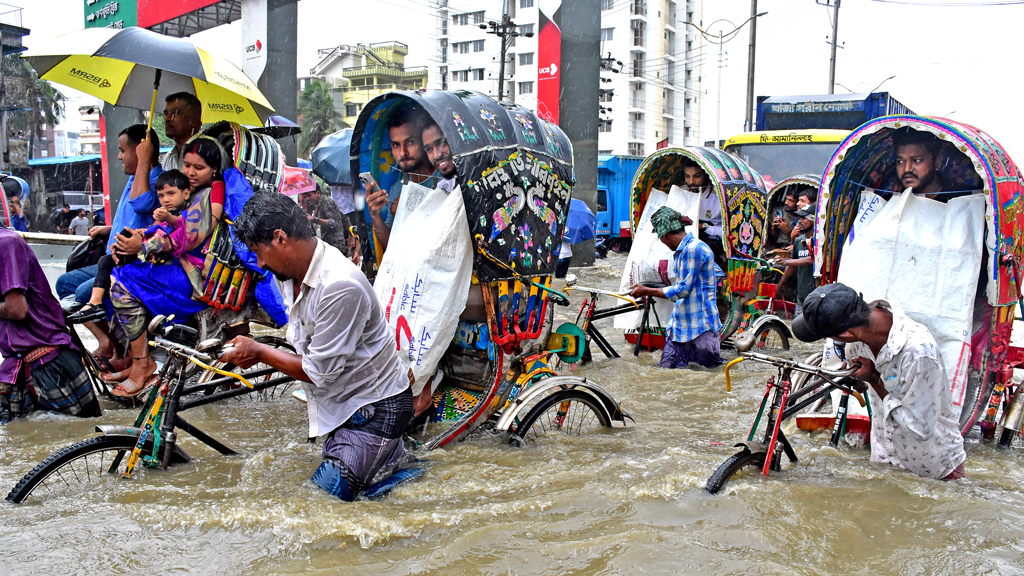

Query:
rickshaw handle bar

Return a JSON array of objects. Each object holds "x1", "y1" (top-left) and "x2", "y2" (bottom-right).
[{"x1": 565, "y1": 284, "x2": 638, "y2": 305}]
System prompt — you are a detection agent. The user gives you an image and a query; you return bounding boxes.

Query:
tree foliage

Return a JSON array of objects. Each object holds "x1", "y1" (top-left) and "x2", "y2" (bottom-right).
[
  {"x1": 4, "y1": 56, "x2": 66, "y2": 158},
  {"x1": 297, "y1": 79, "x2": 345, "y2": 158}
]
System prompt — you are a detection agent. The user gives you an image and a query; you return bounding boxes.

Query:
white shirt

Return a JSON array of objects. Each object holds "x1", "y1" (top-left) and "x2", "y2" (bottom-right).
[
  {"x1": 278, "y1": 239, "x2": 408, "y2": 437},
  {"x1": 697, "y1": 185, "x2": 723, "y2": 237},
  {"x1": 162, "y1": 145, "x2": 184, "y2": 171},
  {"x1": 846, "y1": 302, "x2": 966, "y2": 479}
]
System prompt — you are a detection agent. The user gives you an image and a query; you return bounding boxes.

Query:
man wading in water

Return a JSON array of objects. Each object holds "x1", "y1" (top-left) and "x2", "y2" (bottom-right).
[{"x1": 221, "y1": 193, "x2": 413, "y2": 500}]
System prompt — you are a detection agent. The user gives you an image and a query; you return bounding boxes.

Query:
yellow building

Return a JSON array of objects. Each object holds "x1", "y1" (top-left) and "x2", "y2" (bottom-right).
[{"x1": 300, "y1": 42, "x2": 429, "y2": 127}]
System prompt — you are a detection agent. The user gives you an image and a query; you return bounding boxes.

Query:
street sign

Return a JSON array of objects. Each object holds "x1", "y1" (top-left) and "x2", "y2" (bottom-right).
[{"x1": 84, "y1": 0, "x2": 137, "y2": 29}]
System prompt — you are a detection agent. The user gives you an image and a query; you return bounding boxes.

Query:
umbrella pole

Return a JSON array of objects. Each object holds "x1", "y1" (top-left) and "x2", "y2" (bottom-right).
[{"x1": 146, "y1": 69, "x2": 163, "y2": 134}]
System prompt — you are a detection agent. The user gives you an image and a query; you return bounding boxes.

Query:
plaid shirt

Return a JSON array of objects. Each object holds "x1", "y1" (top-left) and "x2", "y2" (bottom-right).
[{"x1": 663, "y1": 233, "x2": 721, "y2": 343}]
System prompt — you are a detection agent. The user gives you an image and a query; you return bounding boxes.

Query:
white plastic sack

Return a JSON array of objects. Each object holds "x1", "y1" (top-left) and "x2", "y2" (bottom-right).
[
  {"x1": 614, "y1": 185, "x2": 702, "y2": 330},
  {"x1": 374, "y1": 184, "x2": 474, "y2": 394},
  {"x1": 835, "y1": 191, "x2": 985, "y2": 407}
]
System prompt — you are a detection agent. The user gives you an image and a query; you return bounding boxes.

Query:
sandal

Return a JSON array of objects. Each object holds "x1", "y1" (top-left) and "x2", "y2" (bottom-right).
[
  {"x1": 67, "y1": 303, "x2": 107, "y2": 323},
  {"x1": 109, "y1": 373, "x2": 159, "y2": 399}
]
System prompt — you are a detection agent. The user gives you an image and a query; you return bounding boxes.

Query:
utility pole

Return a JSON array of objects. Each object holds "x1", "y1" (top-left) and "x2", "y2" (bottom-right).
[
  {"x1": 715, "y1": 31, "x2": 724, "y2": 147},
  {"x1": 481, "y1": 5, "x2": 533, "y2": 102},
  {"x1": 744, "y1": 0, "x2": 758, "y2": 132},
  {"x1": 827, "y1": 0, "x2": 841, "y2": 94}
]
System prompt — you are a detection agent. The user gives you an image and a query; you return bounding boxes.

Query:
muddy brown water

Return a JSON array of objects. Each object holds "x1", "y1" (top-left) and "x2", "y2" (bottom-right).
[{"x1": 2, "y1": 254, "x2": 1023, "y2": 575}]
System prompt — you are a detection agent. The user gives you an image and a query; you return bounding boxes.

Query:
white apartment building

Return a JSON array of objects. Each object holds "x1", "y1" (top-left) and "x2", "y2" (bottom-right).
[{"x1": 433, "y1": 0, "x2": 703, "y2": 156}]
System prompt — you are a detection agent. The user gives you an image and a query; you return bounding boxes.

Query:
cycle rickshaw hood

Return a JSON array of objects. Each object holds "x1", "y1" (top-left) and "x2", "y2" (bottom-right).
[
  {"x1": 629, "y1": 146, "x2": 770, "y2": 259},
  {"x1": 350, "y1": 90, "x2": 575, "y2": 281}
]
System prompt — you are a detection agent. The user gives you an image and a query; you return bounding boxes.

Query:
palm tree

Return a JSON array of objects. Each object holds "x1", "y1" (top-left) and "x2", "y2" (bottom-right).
[
  {"x1": 297, "y1": 79, "x2": 344, "y2": 157},
  {"x1": 3, "y1": 56, "x2": 66, "y2": 160}
]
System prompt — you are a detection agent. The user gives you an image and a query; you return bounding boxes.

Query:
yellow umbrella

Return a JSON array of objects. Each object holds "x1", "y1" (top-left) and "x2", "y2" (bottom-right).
[{"x1": 24, "y1": 27, "x2": 273, "y2": 127}]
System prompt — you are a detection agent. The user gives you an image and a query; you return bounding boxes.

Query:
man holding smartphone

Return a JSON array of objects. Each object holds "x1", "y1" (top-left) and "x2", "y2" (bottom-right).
[{"x1": 361, "y1": 102, "x2": 438, "y2": 254}]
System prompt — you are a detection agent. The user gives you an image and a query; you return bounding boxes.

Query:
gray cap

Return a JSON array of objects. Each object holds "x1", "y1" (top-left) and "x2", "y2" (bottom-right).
[{"x1": 792, "y1": 283, "x2": 871, "y2": 342}]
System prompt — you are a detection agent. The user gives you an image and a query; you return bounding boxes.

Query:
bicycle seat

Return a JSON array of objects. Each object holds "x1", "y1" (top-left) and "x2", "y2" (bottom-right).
[{"x1": 60, "y1": 295, "x2": 85, "y2": 315}]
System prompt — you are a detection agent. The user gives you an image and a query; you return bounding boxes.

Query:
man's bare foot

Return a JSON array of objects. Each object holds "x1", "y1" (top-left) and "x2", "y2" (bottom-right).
[{"x1": 115, "y1": 356, "x2": 158, "y2": 395}]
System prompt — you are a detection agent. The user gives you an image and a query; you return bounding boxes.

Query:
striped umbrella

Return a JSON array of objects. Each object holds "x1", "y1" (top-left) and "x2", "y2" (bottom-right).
[{"x1": 24, "y1": 26, "x2": 273, "y2": 127}]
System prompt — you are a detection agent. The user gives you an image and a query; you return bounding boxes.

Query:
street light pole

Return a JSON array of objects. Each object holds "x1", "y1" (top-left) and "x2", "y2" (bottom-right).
[
  {"x1": 744, "y1": 0, "x2": 758, "y2": 132},
  {"x1": 828, "y1": 0, "x2": 841, "y2": 94}
]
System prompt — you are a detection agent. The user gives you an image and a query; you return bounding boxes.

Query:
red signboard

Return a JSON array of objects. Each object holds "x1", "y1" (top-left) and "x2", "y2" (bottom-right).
[
  {"x1": 98, "y1": 110, "x2": 111, "y2": 225},
  {"x1": 137, "y1": 0, "x2": 222, "y2": 28},
  {"x1": 657, "y1": 138, "x2": 669, "y2": 150},
  {"x1": 536, "y1": 3, "x2": 561, "y2": 123}
]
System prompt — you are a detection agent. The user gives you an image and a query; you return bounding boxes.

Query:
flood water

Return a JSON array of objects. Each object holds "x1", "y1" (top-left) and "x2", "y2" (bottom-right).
[{"x1": 2, "y1": 253, "x2": 1024, "y2": 575}]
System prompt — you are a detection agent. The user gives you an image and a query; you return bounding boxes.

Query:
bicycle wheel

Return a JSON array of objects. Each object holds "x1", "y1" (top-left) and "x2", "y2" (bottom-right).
[
  {"x1": 197, "y1": 336, "x2": 297, "y2": 401},
  {"x1": 750, "y1": 322, "x2": 790, "y2": 352},
  {"x1": 705, "y1": 448, "x2": 767, "y2": 494},
  {"x1": 509, "y1": 390, "x2": 612, "y2": 445},
  {"x1": 6, "y1": 435, "x2": 182, "y2": 504}
]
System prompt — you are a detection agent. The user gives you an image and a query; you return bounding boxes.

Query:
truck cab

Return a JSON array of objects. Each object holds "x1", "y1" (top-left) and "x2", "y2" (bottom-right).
[{"x1": 596, "y1": 155, "x2": 643, "y2": 247}]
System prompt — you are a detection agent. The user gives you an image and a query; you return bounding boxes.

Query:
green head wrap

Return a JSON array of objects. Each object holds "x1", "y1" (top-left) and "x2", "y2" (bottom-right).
[{"x1": 651, "y1": 206, "x2": 693, "y2": 238}]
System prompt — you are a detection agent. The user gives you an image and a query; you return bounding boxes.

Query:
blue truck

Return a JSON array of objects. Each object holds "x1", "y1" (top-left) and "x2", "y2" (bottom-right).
[{"x1": 596, "y1": 154, "x2": 644, "y2": 246}]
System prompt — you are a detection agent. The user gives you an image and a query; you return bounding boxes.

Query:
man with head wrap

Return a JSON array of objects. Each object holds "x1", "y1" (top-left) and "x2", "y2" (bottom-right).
[{"x1": 630, "y1": 206, "x2": 724, "y2": 368}]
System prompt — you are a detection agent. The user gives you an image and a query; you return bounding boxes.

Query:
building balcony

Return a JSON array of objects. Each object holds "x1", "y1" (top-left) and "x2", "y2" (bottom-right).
[
  {"x1": 367, "y1": 41, "x2": 409, "y2": 56},
  {"x1": 343, "y1": 65, "x2": 428, "y2": 80}
]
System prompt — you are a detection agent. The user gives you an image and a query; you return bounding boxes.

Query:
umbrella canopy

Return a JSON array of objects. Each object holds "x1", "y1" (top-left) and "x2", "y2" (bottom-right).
[
  {"x1": 311, "y1": 129, "x2": 354, "y2": 186},
  {"x1": 24, "y1": 27, "x2": 273, "y2": 125},
  {"x1": 565, "y1": 198, "x2": 596, "y2": 244},
  {"x1": 253, "y1": 115, "x2": 301, "y2": 138}
]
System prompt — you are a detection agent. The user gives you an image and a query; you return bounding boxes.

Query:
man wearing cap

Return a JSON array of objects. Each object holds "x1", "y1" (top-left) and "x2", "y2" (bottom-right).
[
  {"x1": 777, "y1": 204, "x2": 816, "y2": 307},
  {"x1": 792, "y1": 283, "x2": 966, "y2": 480},
  {"x1": 630, "y1": 206, "x2": 723, "y2": 369}
]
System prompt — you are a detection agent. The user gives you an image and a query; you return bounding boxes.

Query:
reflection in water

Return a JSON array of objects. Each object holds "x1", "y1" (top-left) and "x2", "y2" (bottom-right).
[{"x1": 2, "y1": 255, "x2": 1024, "y2": 575}]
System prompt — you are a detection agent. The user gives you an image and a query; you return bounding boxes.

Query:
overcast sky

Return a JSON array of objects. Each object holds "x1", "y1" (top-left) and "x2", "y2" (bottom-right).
[{"x1": 21, "y1": 0, "x2": 1024, "y2": 158}]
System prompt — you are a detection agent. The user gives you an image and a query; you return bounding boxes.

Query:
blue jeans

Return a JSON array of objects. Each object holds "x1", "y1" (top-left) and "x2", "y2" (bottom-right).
[{"x1": 55, "y1": 264, "x2": 98, "y2": 303}]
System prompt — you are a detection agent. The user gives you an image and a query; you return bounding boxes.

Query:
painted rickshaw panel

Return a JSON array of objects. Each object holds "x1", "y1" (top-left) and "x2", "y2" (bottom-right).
[
  {"x1": 350, "y1": 90, "x2": 575, "y2": 282},
  {"x1": 815, "y1": 115, "x2": 1024, "y2": 307},
  {"x1": 629, "y1": 146, "x2": 769, "y2": 259}
]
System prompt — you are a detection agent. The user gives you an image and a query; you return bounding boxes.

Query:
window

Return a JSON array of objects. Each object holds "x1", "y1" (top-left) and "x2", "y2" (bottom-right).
[
  {"x1": 473, "y1": 68, "x2": 485, "y2": 81},
  {"x1": 601, "y1": 0, "x2": 614, "y2": 9},
  {"x1": 473, "y1": 40, "x2": 485, "y2": 52},
  {"x1": 631, "y1": 54, "x2": 644, "y2": 77},
  {"x1": 454, "y1": 41, "x2": 469, "y2": 53},
  {"x1": 628, "y1": 142, "x2": 645, "y2": 156},
  {"x1": 453, "y1": 70, "x2": 468, "y2": 82},
  {"x1": 473, "y1": 11, "x2": 485, "y2": 23},
  {"x1": 632, "y1": 20, "x2": 645, "y2": 47},
  {"x1": 520, "y1": 0, "x2": 534, "y2": 6},
  {"x1": 597, "y1": 189, "x2": 608, "y2": 212},
  {"x1": 519, "y1": 24, "x2": 534, "y2": 35},
  {"x1": 600, "y1": 28, "x2": 613, "y2": 42},
  {"x1": 519, "y1": 81, "x2": 534, "y2": 94},
  {"x1": 518, "y1": 52, "x2": 534, "y2": 65},
  {"x1": 599, "y1": 89, "x2": 613, "y2": 102},
  {"x1": 599, "y1": 119, "x2": 613, "y2": 133},
  {"x1": 441, "y1": 20, "x2": 448, "y2": 35},
  {"x1": 345, "y1": 104, "x2": 358, "y2": 117},
  {"x1": 453, "y1": 13, "x2": 469, "y2": 25}
]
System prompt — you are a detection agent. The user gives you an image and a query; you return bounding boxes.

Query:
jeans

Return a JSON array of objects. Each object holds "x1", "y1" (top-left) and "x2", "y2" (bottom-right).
[{"x1": 55, "y1": 264, "x2": 98, "y2": 303}]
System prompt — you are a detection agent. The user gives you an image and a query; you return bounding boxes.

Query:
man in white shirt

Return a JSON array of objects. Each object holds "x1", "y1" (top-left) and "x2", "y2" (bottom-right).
[
  {"x1": 792, "y1": 283, "x2": 967, "y2": 480},
  {"x1": 682, "y1": 161, "x2": 726, "y2": 268},
  {"x1": 222, "y1": 193, "x2": 413, "y2": 500}
]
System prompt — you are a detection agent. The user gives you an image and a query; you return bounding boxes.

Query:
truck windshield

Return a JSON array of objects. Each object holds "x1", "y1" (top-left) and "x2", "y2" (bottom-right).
[{"x1": 725, "y1": 142, "x2": 840, "y2": 188}]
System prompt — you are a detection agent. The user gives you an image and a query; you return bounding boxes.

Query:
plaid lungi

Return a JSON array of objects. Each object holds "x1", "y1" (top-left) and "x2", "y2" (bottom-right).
[
  {"x1": 322, "y1": 387, "x2": 414, "y2": 493},
  {"x1": 0, "y1": 347, "x2": 100, "y2": 418}
]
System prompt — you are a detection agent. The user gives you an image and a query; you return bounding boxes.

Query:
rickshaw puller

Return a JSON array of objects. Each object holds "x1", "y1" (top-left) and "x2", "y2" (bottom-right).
[
  {"x1": 222, "y1": 193, "x2": 413, "y2": 500},
  {"x1": 792, "y1": 283, "x2": 966, "y2": 480},
  {"x1": 630, "y1": 207, "x2": 724, "y2": 369}
]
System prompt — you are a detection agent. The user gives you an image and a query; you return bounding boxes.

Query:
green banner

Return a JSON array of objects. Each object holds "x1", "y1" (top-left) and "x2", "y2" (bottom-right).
[{"x1": 84, "y1": 0, "x2": 138, "y2": 29}]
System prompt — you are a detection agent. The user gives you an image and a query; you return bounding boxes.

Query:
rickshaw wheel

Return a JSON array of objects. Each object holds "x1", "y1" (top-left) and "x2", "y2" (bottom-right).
[
  {"x1": 750, "y1": 323, "x2": 789, "y2": 352},
  {"x1": 509, "y1": 390, "x2": 612, "y2": 446}
]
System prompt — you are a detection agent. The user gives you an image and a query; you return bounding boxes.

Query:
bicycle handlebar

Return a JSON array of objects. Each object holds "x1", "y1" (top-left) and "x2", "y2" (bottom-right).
[
  {"x1": 724, "y1": 352, "x2": 866, "y2": 407},
  {"x1": 565, "y1": 284, "x2": 639, "y2": 305}
]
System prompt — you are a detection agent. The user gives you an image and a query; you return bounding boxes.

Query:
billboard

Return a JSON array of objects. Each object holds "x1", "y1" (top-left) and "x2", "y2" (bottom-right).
[
  {"x1": 136, "y1": 0, "x2": 222, "y2": 28},
  {"x1": 536, "y1": 0, "x2": 561, "y2": 123}
]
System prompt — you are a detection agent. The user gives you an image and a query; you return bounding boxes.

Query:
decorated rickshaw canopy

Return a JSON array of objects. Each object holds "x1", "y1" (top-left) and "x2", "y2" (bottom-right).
[
  {"x1": 351, "y1": 90, "x2": 575, "y2": 281},
  {"x1": 762, "y1": 173, "x2": 821, "y2": 249},
  {"x1": 629, "y1": 146, "x2": 770, "y2": 259},
  {"x1": 815, "y1": 115, "x2": 1024, "y2": 305}
]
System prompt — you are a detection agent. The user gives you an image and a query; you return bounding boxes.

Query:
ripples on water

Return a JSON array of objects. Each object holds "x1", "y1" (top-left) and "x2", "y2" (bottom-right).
[{"x1": 2, "y1": 256, "x2": 1024, "y2": 575}]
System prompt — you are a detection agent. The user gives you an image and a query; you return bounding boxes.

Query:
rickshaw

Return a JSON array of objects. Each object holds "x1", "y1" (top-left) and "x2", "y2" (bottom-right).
[
  {"x1": 615, "y1": 146, "x2": 791, "y2": 353},
  {"x1": 813, "y1": 115, "x2": 1024, "y2": 445},
  {"x1": 350, "y1": 90, "x2": 631, "y2": 448}
]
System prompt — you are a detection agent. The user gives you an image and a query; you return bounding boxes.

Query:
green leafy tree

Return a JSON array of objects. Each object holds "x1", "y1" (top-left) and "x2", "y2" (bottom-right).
[
  {"x1": 3, "y1": 56, "x2": 66, "y2": 159},
  {"x1": 297, "y1": 79, "x2": 344, "y2": 158}
]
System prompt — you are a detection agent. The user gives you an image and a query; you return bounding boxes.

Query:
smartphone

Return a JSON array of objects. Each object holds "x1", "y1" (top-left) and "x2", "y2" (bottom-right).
[
  {"x1": 359, "y1": 172, "x2": 378, "y2": 192},
  {"x1": 118, "y1": 227, "x2": 133, "y2": 238},
  {"x1": 775, "y1": 210, "x2": 783, "y2": 219}
]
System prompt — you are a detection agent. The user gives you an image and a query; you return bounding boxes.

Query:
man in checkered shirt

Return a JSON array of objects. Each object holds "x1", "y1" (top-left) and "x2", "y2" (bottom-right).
[{"x1": 630, "y1": 206, "x2": 724, "y2": 369}]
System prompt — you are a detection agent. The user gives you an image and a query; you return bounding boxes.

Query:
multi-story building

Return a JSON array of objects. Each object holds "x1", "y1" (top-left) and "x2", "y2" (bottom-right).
[
  {"x1": 300, "y1": 42, "x2": 428, "y2": 128},
  {"x1": 78, "y1": 105, "x2": 101, "y2": 155},
  {"x1": 432, "y1": 0, "x2": 703, "y2": 156}
]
